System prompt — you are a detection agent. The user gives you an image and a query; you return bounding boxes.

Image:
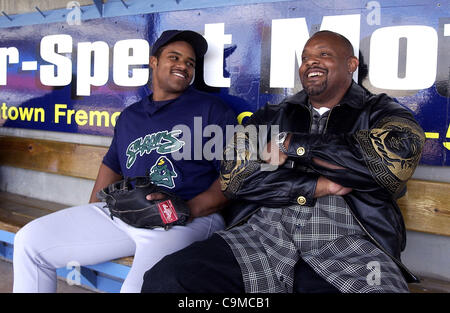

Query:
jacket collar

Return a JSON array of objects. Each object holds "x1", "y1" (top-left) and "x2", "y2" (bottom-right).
[
  {"x1": 341, "y1": 81, "x2": 367, "y2": 109},
  {"x1": 287, "y1": 80, "x2": 367, "y2": 110}
]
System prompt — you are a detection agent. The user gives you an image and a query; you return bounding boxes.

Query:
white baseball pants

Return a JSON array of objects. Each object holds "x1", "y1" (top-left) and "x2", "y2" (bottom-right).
[{"x1": 12, "y1": 202, "x2": 224, "y2": 293}]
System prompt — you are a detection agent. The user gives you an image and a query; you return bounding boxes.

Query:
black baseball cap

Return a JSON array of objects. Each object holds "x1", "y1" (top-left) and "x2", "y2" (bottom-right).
[{"x1": 151, "y1": 30, "x2": 208, "y2": 58}]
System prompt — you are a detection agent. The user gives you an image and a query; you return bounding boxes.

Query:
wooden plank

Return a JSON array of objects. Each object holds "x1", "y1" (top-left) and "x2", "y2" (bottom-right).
[
  {"x1": 398, "y1": 179, "x2": 450, "y2": 237},
  {"x1": 113, "y1": 256, "x2": 134, "y2": 267},
  {"x1": 0, "y1": 191, "x2": 66, "y2": 212},
  {"x1": 0, "y1": 136, "x2": 107, "y2": 180},
  {"x1": 408, "y1": 276, "x2": 450, "y2": 293},
  {"x1": 0, "y1": 191, "x2": 133, "y2": 267},
  {"x1": 0, "y1": 191, "x2": 66, "y2": 214},
  {"x1": 0, "y1": 221, "x2": 20, "y2": 233},
  {"x1": 0, "y1": 192, "x2": 67, "y2": 228}
]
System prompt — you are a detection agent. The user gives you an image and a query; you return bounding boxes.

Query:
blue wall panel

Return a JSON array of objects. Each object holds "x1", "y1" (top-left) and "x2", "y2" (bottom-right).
[{"x1": 0, "y1": 0, "x2": 449, "y2": 165}]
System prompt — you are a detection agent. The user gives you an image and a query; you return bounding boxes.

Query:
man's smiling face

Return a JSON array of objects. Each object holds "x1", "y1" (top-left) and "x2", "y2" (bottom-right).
[
  {"x1": 150, "y1": 40, "x2": 196, "y2": 101},
  {"x1": 299, "y1": 32, "x2": 357, "y2": 103}
]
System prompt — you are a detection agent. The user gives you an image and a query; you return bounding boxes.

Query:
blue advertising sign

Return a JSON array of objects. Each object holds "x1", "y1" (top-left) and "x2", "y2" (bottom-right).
[{"x1": 0, "y1": 0, "x2": 449, "y2": 166}]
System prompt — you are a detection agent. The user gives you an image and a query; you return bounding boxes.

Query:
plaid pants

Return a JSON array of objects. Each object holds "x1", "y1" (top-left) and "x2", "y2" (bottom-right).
[{"x1": 218, "y1": 195, "x2": 409, "y2": 293}]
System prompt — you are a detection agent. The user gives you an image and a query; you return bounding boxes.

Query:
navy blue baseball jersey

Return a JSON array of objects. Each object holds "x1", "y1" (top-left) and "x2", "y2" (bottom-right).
[{"x1": 103, "y1": 86, "x2": 237, "y2": 201}]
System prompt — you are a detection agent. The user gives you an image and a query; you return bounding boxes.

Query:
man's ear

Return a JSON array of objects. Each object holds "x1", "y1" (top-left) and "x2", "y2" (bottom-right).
[
  {"x1": 149, "y1": 56, "x2": 158, "y2": 70},
  {"x1": 348, "y1": 56, "x2": 359, "y2": 74}
]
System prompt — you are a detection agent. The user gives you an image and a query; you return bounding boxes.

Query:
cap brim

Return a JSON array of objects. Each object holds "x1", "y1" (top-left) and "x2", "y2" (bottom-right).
[{"x1": 168, "y1": 31, "x2": 208, "y2": 58}]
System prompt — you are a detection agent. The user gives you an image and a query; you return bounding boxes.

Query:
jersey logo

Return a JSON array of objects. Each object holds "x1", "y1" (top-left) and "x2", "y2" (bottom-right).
[
  {"x1": 149, "y1": 156, "x2": 178, "y2": 189},
  {"x1": 126, "y1": 130, "x2": 184, "y2": 169}
]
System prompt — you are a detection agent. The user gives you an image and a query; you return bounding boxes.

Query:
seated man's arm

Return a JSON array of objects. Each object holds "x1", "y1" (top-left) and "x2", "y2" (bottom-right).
[
  {"x1": 219, "y1": 103, "x2": 353, "y2": 206},
  {"x1": 187, "y1": 178, "x2": 228, "y2": 218},
  {"x1": 219, "y1": 130, "x2": 348, "y2": 207},
  {"x1": 286, "y1": 111, "x2": 425, "y2": 197},
  {"x1": 263, "y1": 138, "x2": 352, "y2": 199},
  {"x1": 89, "y1": 163, "x2": 123, "y2": 203}
]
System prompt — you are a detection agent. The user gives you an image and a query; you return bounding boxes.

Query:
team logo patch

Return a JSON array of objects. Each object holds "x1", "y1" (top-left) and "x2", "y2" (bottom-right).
[
  {"x1": 369, "y1": 117, "x2": 425, "y2": 181},
  {"x1": 220, "y1": 131, "x2": 260, "y2": 194},
  {"x1": 149, "y1": 156, "x2": 178, "y2": 188},
  {"x1": 158, "y1": 200, "x2": 179, "y2": 224},
  {"x1": 355, "y1": 116, "x2": 425, "y2": 195}
]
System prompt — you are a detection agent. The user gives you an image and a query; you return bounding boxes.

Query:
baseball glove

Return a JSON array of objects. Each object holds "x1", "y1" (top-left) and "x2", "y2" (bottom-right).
[{"x1": 96, "y1": 176, "x2": 190, "y2": 230}]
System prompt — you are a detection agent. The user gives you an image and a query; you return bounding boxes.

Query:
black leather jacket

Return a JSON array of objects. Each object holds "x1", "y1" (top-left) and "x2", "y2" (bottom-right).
[{"x1": 221, "y1": 82, "x2": 425, "y2": 283}]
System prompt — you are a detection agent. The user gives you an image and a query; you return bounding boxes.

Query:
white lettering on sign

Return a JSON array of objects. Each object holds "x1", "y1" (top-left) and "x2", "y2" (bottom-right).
[
  {"x1": 269, "y1": 14, "x2": 361, "y2": 88},
  {"x1": 204, "y1": 23, "x2": 232, "y2": 87},
  {"x1": 0, "y1": 18, "x2": 448, "y2": 95},
  {"x1": 270, "y1": 18, "x2": 309, "y2": 89},
  {"x1": 320, "y1": 14, "x2": 361, "y2": 82},
  {"x1": 369, "y1": 25, "x2": 438, "y2": 90},
  {"x1": 0, "y1": 47, "x2": 18, "y2": 85},
  {"x1": 40, "y1": 35, "x2": 73, "y2": 86},
  {"x1": 76, "y1": 41, "x2": 109, "y2": 96},
  {"x1": 113, "y1": 39, "x2": 149, "y2": 87}
]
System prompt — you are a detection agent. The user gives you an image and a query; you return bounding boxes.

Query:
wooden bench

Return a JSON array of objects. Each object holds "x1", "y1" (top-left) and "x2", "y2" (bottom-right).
[
  {"x1": 1, "y1": 135, "x2": 450, "y2": 292},
  {"x1": 0, "y1": 135, "x2": 133, "y2": 292},
  {"x1": 397, "y1": 180, "x2": 450, "y2": 293}
]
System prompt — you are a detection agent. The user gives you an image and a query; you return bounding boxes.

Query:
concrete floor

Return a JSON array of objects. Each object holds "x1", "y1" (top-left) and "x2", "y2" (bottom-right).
[{"x1": 0, "y1": 258, "x2": 96, "y2": 293}]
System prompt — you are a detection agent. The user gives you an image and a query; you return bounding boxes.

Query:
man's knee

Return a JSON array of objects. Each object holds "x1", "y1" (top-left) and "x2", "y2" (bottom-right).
[
  {"x1": 141, "y1": 234, "x2": 242, "y2": 293},
  {"x1": 13, "y1": 220, "x2": 41, "y2": 256},
  {"x1": 141, "y1": 253, "x2": 192, "y2": 293}
]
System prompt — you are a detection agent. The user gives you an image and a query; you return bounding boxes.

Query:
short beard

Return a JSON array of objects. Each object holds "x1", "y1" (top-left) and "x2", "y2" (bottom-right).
[{"x1": 304, "y1": 81, "x2": 327, "y2": 96}]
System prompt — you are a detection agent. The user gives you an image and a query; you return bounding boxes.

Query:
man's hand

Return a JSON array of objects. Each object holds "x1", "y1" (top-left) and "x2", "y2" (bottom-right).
[
  {"x1": 147, "y1": 179, "x2": 227, "y2": 221},
  {"x1": 312, "y1": 158, "x2": 352, "y2": 196},
  {"x1": 314, "y1": 176, "x2": 352, "y2": 198},
  {"x1": 260, "y1": 138, "x2": 351, "y2": 197},
  {"x1": 312, "y1": 157, "x2": 346, "y2": 170},
  {"x1": 146, "y1": 193, "x2": 165, "y2": 201}
]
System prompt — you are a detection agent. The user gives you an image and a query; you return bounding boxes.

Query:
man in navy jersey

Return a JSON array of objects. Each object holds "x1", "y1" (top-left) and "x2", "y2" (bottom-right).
[{"x1": 13, "y1": 30, "x2": 236, "y2": 293}]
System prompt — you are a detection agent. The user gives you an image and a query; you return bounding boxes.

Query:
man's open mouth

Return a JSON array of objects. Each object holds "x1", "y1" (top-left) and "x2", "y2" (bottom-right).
[
  {"x1": 171, "y1": 70, "x2": 188, "y2": 80},
  {"x1": 307, "y1": 71, "x2": 324, "y2": 78},
  {"x1": 304, "y1": 68, "x2": 327, "y2": 81}
]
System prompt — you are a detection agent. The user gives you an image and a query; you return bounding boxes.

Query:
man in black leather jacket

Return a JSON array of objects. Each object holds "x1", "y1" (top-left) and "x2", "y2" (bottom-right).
[{"x1": 141, "y1": 30, "x2": 425, "y2": 293}]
